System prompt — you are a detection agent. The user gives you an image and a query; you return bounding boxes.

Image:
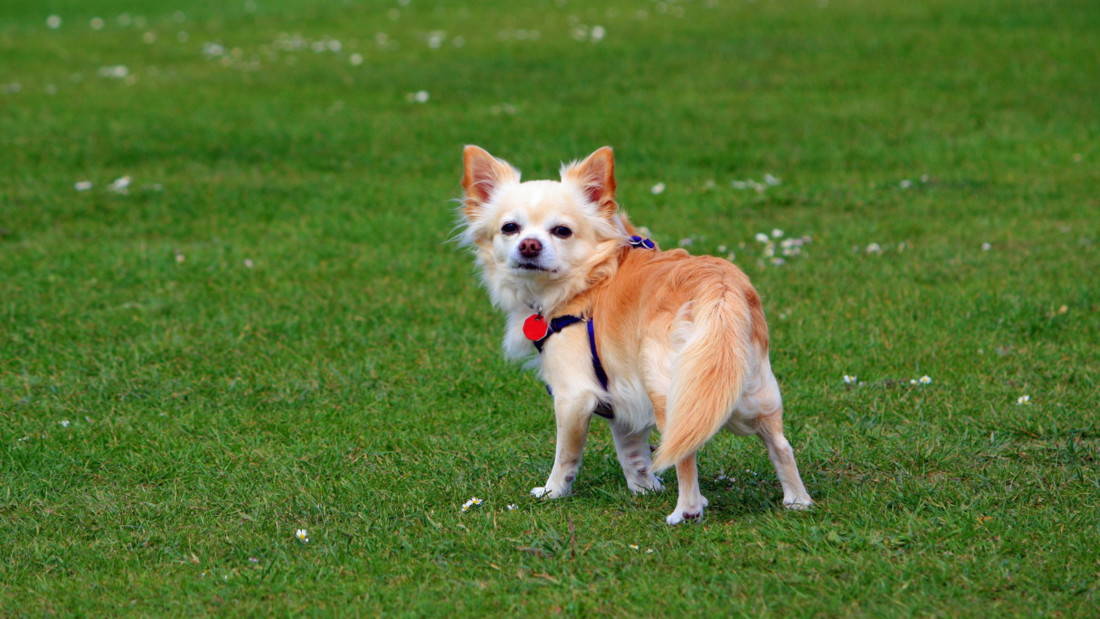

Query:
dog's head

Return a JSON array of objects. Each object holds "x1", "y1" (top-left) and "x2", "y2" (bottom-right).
[{"x1": 459, "y1": 146, "x2": 631, "y2": 311}]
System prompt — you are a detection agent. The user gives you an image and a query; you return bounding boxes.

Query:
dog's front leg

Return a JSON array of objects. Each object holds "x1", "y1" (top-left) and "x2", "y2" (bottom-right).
[
  {"x1": 531, "y1": 394, "x2": 594, "y2": 499},
  {"x1": 611, "y1": 424, "x2": 664, "y2": 494}
]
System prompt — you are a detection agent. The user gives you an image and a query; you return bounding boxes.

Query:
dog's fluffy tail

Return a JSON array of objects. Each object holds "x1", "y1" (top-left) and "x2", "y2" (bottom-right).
[{"x1": 650, "y1": 287, "x2": 750, "y2": 473}]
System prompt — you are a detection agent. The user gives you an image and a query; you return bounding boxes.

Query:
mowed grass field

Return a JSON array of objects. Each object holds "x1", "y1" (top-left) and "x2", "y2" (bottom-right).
[{"x1": 2, "y1": 0, "x2": 1098, "y2": 614}]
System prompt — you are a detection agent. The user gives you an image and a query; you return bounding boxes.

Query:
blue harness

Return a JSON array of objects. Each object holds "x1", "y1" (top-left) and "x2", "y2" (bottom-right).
[{"x1": 526, "y1": 236, "x2": 655, "y2": 419}]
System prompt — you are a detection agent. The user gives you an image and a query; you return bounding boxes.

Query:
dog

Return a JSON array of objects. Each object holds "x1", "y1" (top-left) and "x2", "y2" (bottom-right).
[{"x1": 458, "y1": 145, "x2": 813, "y2": 524}]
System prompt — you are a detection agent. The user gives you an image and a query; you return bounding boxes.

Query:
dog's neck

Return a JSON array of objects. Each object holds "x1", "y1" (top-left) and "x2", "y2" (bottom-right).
[{"x1": 487, "y1": 241, "x2": 626, "y2": 361}]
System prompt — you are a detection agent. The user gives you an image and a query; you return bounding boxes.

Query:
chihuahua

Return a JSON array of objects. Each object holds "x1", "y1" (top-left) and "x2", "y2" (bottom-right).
[{"x1": 458, "y1": 145, "x2": 813, "y2": 524}]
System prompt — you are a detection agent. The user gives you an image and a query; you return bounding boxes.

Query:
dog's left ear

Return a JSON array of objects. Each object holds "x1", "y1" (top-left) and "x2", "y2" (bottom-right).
[
  {"x1": 562, "y1": 146, "x2": 617, "y2": 217},
  {"x1": 462, "y1": 145, "x2": 520, "y2": 219}
]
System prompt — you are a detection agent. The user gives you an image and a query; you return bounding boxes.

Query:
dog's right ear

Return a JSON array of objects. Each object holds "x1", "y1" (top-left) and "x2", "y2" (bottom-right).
[{"x1": 462, "y1": 145, "x2": 520, "y2": 218}]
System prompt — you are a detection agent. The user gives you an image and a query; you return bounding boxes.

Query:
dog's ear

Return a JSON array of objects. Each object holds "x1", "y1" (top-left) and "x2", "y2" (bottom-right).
[
  {"x1": 562, "y1": 146, "x2": 617, "y2": 217},
  {"x1": 462, "y1": 145, "x2": 519, "y2": 218}
]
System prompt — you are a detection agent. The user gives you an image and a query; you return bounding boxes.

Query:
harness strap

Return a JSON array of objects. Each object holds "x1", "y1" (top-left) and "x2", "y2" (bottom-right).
[
  {"x1": 532, "y1": 315, "x2": 583, "y2": 353},
  {"x1": 586, "y1": 319, "x2": 609, "y2": 391}
]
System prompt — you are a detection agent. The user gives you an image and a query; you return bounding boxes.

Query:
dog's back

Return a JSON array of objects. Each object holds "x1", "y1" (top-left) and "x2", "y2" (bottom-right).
[{"x1": 587, "y1": 248, "x2": 770, "y2": 471}]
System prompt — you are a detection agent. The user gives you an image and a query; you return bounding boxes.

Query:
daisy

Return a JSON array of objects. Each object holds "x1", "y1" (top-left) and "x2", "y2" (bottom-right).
[
  {"x1": 295, "y1": 528, "x2": 309, "y2": 542},
  {"x1": 108, "y1": 175, "x2": 131, "y2": 193}
]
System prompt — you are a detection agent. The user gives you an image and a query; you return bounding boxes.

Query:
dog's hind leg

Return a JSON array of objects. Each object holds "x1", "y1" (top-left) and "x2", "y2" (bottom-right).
[
  {"x1": 755, "y1": 412, "x2": 813, "y2": 509},
  {"x1": 665, "y1": 452, "x2": 708, "y2": 525},
  {"x1": 611, "y1": 423, "x2": 663, "y2": 494},
  {"x1": 735, "y1": 361, "x2": 813, "y2": 510},
  {"x1": 531, "y1": 395, "x2": 594, "y2": 499}
]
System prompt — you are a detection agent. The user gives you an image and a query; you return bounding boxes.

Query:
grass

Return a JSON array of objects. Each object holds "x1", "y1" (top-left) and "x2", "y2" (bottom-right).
[{"x1": 2, "y1": 0, "x2": 1098, "y2": 614}]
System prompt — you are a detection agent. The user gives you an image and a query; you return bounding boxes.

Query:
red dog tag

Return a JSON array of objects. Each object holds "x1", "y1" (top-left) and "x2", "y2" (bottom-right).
[{"x1": 523, "y1": 314, "x2": 549, "y2": 341}]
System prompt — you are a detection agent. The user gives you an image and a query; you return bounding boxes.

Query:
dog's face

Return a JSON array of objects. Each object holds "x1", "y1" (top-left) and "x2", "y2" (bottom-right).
[{"x1": 460, "y1": 146, "x2": 626, "y2": 291}]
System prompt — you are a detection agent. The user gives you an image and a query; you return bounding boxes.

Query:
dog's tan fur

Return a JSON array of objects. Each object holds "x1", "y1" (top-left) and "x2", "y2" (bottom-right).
[{"x1": 460, "y1": 145, "x2": 813, "y2": 523}]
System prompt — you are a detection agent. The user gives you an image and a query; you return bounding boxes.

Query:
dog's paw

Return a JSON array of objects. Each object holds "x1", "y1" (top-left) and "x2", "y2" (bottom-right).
[
  {"x1": 530, "y1": 486, "x2": 567, "y2": 499},
  {"x1": 627, "y1": 475, "x2": 664, "y2": 495},
  {"x1": 665, "y1": 509, "x2": 704, "y2": 525},
  {"x1": 783, "y1": 498, "x2": 813, "y2": 511}
]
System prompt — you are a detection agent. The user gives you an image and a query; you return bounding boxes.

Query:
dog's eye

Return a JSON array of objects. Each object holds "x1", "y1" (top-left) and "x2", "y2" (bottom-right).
[
  {"x1": 551, "y1": 225, "x2": 573, "y2": 239},
  {"x1": 501, "y1": 222, "x2": 520, "y2": 235}
]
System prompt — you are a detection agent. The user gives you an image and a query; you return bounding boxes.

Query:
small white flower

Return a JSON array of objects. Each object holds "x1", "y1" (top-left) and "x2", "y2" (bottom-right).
[
  {"x1": 866, "y1": 242, "x2": 882, "y2": 254},
  {"x1": 590, "y1": 25, "x2": 606, "y2": 42},
  {"x1": 899, "y1": 179, "x2": 912, "y2": 189},
  {"x1": 60, "y1": 419, "x2": 71, "y2": 427},
  {"x1": 1016, "y1": 395, "x2": 1031, "y2": 405},
  {"x1": 981, "y1": 242, "x2": 992, "y2": 251},
  {"x1": 108, "y1": 175, "x2": 131, "y2": 193},
  {"x1": 754, "y1": 232, "x2": 769, "y2": 243},
  {"x1": 175, "y1": 252, "x2": 186, "y2": 263},
  {"x1": 243, "y1": 258, "x2": 254, "y2": 269},
  {"x1": 98, "y1": 65, "x2": 130, "y2": 79},
  {"x1": 506, "y1": 504, "x2": 517, "y2": 511},
  {"x1": 426, "y1": 31, "x2": 445, "y2": 49},
  {"x1": 650, "y1": 182, "x2": 666, "y2": 195},
  {"x1": 732, "y1": 180, "x2": 748, "y2": 190},
  {"x1": 349, "y1": 53, "x2": 363, "y2": 66},
  {"x1": 909, "y1": 379, "x2": 918, "y2": 385},
  {"x1": 409, "y1": 90, "x2": 430, "y2": 103},
  {"x1": 646, "y1": 548, "x2": 654, "y2": 554},
  {"x1": 763, "y1": 173, "x2": 781, "y2": 186},
  {"x1": 628, "y1": 544, "x2": 639, "y2": 550},
  {"x1": 90, "y1": 17, "x2": 105, "y2": 30},
  {"x1": 461, "y1": 497, "x2": 483, "y2": 512},
  {"x1": 771, "y1": 228, "x2": 783, "y2": 238},
  {"x1": 295, "y1": 528, "x2": 309, "y2": 542},
  {"x1": 918, "y1": 375, "x2": 932, "y2": 385},
  {"x1": 74, "y1": 180, "x2": 92, "y2": 191},
  {"x1": 47, "y1": 15, "x2": 62, "y2": 29},
  {"x1": 717, "y1": 245, "x2": 727, "y2": 253},
  {"x1": 843, "y1": 375, "x2": 858, "y2": 385}
]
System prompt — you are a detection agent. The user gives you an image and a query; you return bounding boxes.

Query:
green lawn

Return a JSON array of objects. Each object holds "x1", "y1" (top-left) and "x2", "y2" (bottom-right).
[{"x1": 2, "y1": 0, "x2": 1098, "y2": 614}]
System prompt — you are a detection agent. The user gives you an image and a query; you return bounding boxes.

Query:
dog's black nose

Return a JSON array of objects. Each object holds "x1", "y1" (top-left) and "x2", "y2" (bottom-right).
[{"x1": 518, "y1": 237, "x2": 542, "y2": 258}]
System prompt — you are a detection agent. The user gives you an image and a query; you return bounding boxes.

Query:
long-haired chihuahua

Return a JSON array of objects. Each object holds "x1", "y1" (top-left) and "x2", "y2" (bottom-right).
[{"x1": 458, "y1": 146, "x2": 813, "y2": 524}]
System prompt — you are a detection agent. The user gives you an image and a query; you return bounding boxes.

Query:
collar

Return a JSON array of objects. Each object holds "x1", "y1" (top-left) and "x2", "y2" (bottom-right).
[{"x1": 524, "y1": 314, "x2": 584, "y2": 353}]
